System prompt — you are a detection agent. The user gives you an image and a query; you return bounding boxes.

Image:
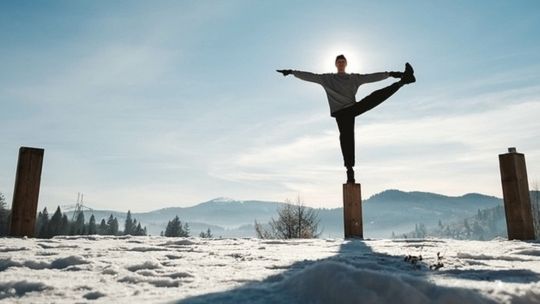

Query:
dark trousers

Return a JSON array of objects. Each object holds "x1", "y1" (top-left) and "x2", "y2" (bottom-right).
[{"x1": 332, "y1": 82, "x2": 402, "y2": 168}]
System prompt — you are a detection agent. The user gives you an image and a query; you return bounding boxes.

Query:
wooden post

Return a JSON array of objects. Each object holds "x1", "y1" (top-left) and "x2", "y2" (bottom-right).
[
  {"x1": 9, "y1": 147, "x2": 45, "y2": 238},
  {"x1": 343, "y1": 183, "x2": 363, "y2": 238},
  {"x1": 499, "y1": 147, "x2": 535, "y2": 240}
]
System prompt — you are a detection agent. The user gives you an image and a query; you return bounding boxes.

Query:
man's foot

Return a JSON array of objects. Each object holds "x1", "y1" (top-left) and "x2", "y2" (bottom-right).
[
  {"x1": 399, "y1": 62, "x2": 416, "y2": 85},
  {"x1": 346, "y1": 167, "x2": 355, "y2": 183}
]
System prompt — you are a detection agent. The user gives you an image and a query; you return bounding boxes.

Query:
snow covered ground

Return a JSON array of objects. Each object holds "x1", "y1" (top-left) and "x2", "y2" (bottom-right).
[{"x1": 1, "y1": 236, "x2": 540, "y2": 303}]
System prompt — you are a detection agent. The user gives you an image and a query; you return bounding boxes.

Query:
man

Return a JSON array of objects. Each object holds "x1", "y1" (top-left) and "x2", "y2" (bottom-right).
[{"x1": 277, "y1": 54, "x2": 415, "y2": 183}]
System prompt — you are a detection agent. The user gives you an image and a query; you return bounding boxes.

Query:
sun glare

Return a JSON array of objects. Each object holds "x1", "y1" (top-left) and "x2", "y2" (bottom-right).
[{"x1": 317, "y1": 45, "x2": 363, "y2": 73}]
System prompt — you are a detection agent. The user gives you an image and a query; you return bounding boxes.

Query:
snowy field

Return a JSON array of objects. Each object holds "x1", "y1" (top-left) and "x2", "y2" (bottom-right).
[{"x1": 1, "y1": 236, "x2": 540, "y2": 303}]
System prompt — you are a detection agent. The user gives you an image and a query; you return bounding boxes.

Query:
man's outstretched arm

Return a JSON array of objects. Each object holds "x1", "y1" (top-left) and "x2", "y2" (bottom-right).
[
  {"x1": 354, "y1": 71, "x2": 403, "y2": 85},
  {"x1": 276, "y1": 69, "x2": 322, "y2": 84}
]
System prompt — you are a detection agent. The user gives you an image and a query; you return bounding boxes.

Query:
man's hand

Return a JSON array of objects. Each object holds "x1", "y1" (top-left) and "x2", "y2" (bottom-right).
[{"x1": 276, "y1": 69, "x2": 293, "y2": 76}]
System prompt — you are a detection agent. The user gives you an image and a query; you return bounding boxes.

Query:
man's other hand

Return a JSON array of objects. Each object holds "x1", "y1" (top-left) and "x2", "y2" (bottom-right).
[{"x1": 276, "y1": 69, "x2": 293, "y2": 76}]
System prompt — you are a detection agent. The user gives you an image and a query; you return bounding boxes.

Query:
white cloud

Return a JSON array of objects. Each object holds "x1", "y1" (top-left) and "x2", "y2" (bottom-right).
[{"x1": 208, "y1": 98, "x2": 540, "y2": 207}]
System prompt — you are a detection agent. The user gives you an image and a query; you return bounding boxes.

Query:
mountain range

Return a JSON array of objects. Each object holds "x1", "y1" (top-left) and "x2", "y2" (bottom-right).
[{"x1": 67, "y1": 189, "x2": 504, "y2": 238}]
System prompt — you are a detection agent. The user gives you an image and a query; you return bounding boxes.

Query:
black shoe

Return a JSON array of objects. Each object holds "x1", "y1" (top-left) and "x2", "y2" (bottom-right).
[
  {"x1": 399, "y1": 62, "x2": 416, "y2": 85},
  {"x1": 346, "y1": 167, "x2": 355, "y2": 183}
]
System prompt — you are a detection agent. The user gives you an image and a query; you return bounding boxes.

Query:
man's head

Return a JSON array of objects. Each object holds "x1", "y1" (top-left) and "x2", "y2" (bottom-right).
[{"x1": 335, "y1": 54, "x2": 347, "y2": 73}]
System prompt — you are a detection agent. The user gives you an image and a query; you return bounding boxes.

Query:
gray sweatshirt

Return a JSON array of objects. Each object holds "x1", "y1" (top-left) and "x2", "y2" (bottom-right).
[{"x1": 292, "y1": 70, "x2": 390, "y2": 115}]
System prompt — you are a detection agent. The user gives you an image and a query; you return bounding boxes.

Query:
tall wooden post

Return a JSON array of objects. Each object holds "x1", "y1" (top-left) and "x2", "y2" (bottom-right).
[
  {"x1": 499, "y1": 147, "x2": 535, "y2": 240},
  {"x1": 9, "y1": 147, "x2": 45, "y2": 237},
  {"x1": 343, "y1": 183, "x2": 363, "y2": 238}
]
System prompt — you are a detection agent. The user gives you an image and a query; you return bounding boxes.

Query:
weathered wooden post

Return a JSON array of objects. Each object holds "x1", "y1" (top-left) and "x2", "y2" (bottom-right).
[
  {"x1": 9, "y1": 147, "x2": 45, "y2": 237},
  {"x1": 498, "y1": 147, "x2": 535, "y2": 240},
  {"x1": 343, "y1": 182, "x2": 363, "y2": 238}
]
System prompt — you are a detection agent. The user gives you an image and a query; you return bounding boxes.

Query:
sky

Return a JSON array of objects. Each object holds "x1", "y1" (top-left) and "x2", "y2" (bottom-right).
[{"x1": 1, "y1": 0, "x2": 540, "y2": 212}]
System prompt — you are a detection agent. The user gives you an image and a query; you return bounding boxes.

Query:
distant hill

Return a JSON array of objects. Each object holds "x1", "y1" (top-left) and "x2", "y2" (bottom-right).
[
  {"x1": 361, "y1": 190, "x2": 502, "y2": 238},
  {"x1": 401, "y1": 204, "x2": 508, "y2": 240},
  {"x1": 66, "y1": 197, "x2": 283, "y2": 237},
  {"x1": 67, "y1": 190, "x2": 504, "y2": 238},
  {"x1": 399, "y1": 190, "x2": 539, "y2": 240},
  {"x1": 70, "y1": 190, "x2": 504, "y2": 238}
]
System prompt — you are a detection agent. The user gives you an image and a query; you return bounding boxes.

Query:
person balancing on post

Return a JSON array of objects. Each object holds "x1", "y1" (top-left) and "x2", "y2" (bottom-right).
[{"x1": 277, "y1": 55, "x2": 415, "y2": 184}]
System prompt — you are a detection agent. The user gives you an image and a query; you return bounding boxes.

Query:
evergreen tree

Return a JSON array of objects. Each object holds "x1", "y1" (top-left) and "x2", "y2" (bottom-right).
[
  {"x1": 88, "y1": 214, "x2": 97, "y2": 235},
  {"x1": 0, "y1": 192, "x2": 10, "y2": 236},
  {"x1": 106, "y1": 214, "x2": 115, "y2": 235},
  {"x1": 414, "y1": 223, "x2": 427, "y2": 238},
  {"x1": 37, "y1": 207, "x2": 50, "y2": 238},
  {"x1": 464, "y1": 218, "x2": 471, "y2": 237},
  {"x1": 135, "y1": 222, "x2": 143, "y2": 236},
  {"x1": 445, "y1": 225, "x2": 451, "y2": 236},
  {"x1": 472, "y1": 221, "x2": 484, "y2": 238},
  {"x1": 99, "y1": 218, "x2": 107, "y2": 235},
  {"x1": 164, "y1": 217, "x2": 176, "y2": 237},
  {"x1": 0, "y1": 192, "x2": 5, "y2": 210},
  {"x1": 164, "y1": 221, "x2": 171, "y2": 236},
  {"x1": 111, "y1": 217, "x2": 119, "y2": 235},
  {"x1": 35, "y1": 210, "x2": 43, "y2": 236},
  {"x1": 61, "y1": 214, "x2": 69, "y2": 235},
  {"x1": 132, "y1": 219, "x2": 138, "y2": 234},
  {"x1": 164, "y1": 215, "x2": 189, "y2": 237},
  {"x1": 49, "y1": 206, "x2": 63, "y2": 236},
  {"x1": 124, "y1": 210, "x2": 134, "y2": 235},
  {"x1": 73, "y1": 212, "x2": 85, "y2": 235},
  {"x1": 199, "y1": 228, "x2": 213, "y2": 238},
  {"x1": 183, "y1": 222, "x2": 190, "y2": 237}
]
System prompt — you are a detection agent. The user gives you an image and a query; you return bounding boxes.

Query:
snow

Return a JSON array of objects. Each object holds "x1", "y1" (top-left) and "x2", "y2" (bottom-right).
[
  {"x1": 1, "y1": 236, "x2": 539, "y2": 303},
  {"x1": 207, "y1": 197, "x2": 236, "y2": 203}
]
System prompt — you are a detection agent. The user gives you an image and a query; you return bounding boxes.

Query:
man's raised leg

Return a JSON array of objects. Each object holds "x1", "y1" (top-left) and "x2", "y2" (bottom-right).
[
  {"x1": 351, "y1": 82, "x2": 402, "y2": 117},
  {"x1": 352, "y1": 62, "x2": 415, "y2": 117}
]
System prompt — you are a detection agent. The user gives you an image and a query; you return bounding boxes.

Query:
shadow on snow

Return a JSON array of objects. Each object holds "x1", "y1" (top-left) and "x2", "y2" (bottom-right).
[{"x1": 171, "y1": 238, "x2": 533, "y2": 304}]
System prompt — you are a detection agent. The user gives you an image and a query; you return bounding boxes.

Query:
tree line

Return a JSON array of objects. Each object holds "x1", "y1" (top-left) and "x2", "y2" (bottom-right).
[
  {"x1": 1, "y1": 191, "x2": 323, "y2": 240},
  {"x1": 0, "y1": 191, "x2": 148, "y2": 238},
  {"x1": 0, "y1": 192, "x2": 10, "y2": 236},
  {"x1": 159, "y1": 215, "x2": 215, "y2": 238},
  {"x1": 34, "y1": 207, "x2": 147, "y2": 238},
  {"x1": 399, "y1": 190, "x2": 540, "y2": 240},
  {"x1": 1, "y1": 191, "x2": 213, "y2": 239},
  {"x1": 397, "y1": 205, "x2": 507, "y2": 240},
  {"x1": 161, "y1": 215, "x2": 190, "y2": 237}
]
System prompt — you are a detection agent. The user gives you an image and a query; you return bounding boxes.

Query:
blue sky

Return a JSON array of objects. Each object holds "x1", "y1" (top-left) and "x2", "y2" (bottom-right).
[{"x1": 1, "y1": 1, "x2": 539, "y2": 211}]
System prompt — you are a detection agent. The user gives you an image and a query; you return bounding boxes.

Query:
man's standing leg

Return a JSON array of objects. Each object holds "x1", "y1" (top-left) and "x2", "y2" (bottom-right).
[{"x1": 335, "y1": 112, "x2": 356, "y2": 183}]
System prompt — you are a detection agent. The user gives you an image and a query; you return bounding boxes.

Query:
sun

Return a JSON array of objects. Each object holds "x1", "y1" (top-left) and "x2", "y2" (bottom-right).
[{"x1": 316, "y1": 44, "x2": 364, "y2": 73}]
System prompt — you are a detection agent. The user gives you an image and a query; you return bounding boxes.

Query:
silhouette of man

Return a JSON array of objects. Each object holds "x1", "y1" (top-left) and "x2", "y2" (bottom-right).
[{"x1": 277, "y1": 54, "x2": 415, "y2": 183}]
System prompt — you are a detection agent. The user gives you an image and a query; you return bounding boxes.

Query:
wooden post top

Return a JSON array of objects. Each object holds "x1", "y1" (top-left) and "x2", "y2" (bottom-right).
[
  {"x1": 499, "y1": 147, "x2": 523, "y2": 157},
  {"x1": 20, "y1": 146, "x2": 45, "y2": 154}
]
